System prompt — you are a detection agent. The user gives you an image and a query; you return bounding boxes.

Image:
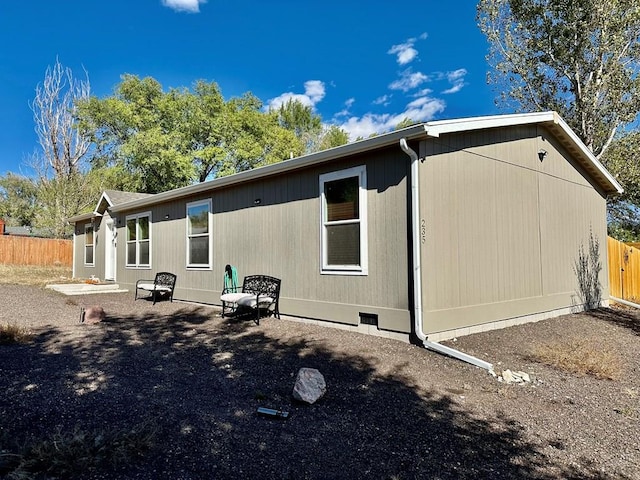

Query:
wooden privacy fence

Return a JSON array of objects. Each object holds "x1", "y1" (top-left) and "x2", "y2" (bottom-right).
[
  {"x1": 607, "y1": 236, "x2": 640, "y2": 302},
  {"x1": 0, "y1": 236, "x2": 72, "y2": 267}
]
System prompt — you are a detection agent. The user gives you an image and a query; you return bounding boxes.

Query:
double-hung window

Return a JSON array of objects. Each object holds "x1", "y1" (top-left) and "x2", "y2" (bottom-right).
[
  {"x1": 186, "y1": 199, "x2": 212, "y2": 269},
  {"x1": 320, "y1": 165, "x2": 368, "y2": 275},
  {"x1": 84, "y1": 224, "x2": 94, "y2": 266},
  {"x1": 126, "y1": 212, "x2": 151, "y2": 268}
]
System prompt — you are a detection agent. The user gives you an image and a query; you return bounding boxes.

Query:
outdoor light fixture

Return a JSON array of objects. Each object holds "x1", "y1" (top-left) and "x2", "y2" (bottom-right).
[
  {"x1": 254, "y1": 198, "x2": 262, "y2": 205},
  {"x1": 538, "y1": 149, "x2": 548, "y2": 161},
  {"x1": 164, "y1": 214, "x2": 170, "y2": 219}
]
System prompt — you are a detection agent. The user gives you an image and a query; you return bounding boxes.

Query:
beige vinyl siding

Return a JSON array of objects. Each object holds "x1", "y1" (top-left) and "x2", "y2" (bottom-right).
[
  {"x1": 73, "y1": 217, "x2": 106, "y2": 281},
  {"x1": 115, "y1": 147, "x2": 412, "y2": 332},
  {"x1": 419, "y1": 125, "x2": 608, "y2": 334}
]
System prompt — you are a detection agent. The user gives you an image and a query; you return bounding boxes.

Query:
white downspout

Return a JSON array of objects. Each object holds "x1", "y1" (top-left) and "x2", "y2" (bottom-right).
[
  {"x1": 400, "y1": 138, "x2": 493, "y2": 371},
  {"x1": 71, "y1": 225, "x2": 76, "y2": 279}
]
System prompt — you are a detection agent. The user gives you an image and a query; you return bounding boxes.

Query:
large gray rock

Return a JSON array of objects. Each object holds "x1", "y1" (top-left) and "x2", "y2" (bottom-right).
[{"x1": 292, "y1": 368, "x2": 326, "y2": 404}]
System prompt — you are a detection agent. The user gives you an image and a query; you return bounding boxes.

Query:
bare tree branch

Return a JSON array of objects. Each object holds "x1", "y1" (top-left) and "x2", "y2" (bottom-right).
[{"x1": 30, "y1": 58, "x2": 91, "y2": 178}]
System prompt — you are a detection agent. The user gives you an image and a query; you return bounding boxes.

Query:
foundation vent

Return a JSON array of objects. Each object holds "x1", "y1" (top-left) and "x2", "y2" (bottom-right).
[{"x1": 359, "y1": 313, "x2": 378, "y2": 326}]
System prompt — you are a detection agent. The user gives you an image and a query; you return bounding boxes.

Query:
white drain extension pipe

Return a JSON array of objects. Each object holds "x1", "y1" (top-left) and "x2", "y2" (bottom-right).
[
  {"x1": 610, "y1": 296, "x2": 640, "y2": 309},
  {"x1": 400, "y1": 138, "x2": 493, "y2": 371}
]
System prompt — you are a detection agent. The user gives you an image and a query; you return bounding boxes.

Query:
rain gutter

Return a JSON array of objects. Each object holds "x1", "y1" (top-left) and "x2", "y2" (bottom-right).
[{"x1": 400, "y1": 137, "x2": 493, "y2": 371}]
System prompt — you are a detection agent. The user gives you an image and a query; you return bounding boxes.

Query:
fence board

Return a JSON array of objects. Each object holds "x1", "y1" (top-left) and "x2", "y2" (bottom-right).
[
  {"x1": 607, "y1": 236, "x2": 640, "y2": 303},
  {"x1": 0, "y1": 236, "x2": 72, "y2": 267}
]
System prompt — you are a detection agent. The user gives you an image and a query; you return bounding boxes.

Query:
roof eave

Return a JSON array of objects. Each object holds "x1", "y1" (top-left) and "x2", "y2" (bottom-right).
[
  {"x1": 67, "y1": 212, "x2": 102, "y2": 223},
  {"x1": 109, "y1": 125, "x2": 428, "y2": 213},
  {"x1": 100, "y1": 111, "x2": 624, "y2": 215},
  {"x1": 424, "y1": 111, "x2": 622, "y2": 195}
]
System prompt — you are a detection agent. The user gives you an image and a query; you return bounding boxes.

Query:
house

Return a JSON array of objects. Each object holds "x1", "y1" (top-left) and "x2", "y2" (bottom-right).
[
  {"x1": 69, "y1": 111, "x2": 622, "y2": 345},
  {"x1": 0, "y1": 218, "x2": 49, "y2": 238}
]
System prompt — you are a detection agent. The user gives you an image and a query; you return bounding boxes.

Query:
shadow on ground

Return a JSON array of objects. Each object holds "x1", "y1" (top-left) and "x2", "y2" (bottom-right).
[
  {"x1": 587, "y1": 307, "x2": 640, "y2": 336},
  {"x1": 0, "y1": 302, "x2": 625, "y2": 479}
]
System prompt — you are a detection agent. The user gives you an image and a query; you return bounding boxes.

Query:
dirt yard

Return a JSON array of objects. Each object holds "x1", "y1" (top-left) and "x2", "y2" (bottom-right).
[{"x1": 1, "y1": 284, "x2": 638, "y2": 479}]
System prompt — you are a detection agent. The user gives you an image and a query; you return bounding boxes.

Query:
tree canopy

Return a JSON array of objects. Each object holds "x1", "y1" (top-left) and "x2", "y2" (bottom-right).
[
  {"x1": 2, "y1": 68, "x2": 354, "y2": 236},
  {"x1": 477, "y1": 0, "x2": 640, "y2": 158},
  {"x1": 478, "y1": 0, "x2": 640, "y2": 239},
  {"x1": 0, "y1": 174, "x2": 38, "y2": 227},
  {"x1": 76, "y1": 76, "x2": 303, "y2": 193}
]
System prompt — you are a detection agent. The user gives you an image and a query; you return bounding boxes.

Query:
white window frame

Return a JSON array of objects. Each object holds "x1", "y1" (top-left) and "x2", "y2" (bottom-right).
[
  {"x1": 84, "y1": 223, "x2": 95, "y2": 266},
  {"x1": 186, "y1": 198, "x2": 212, "y2": 270},
  {"x1": 319, "y1": 165, "x2": 368, "y2": 275},
  {"x1": 125, "y1": 212, "x2": 152, "y2": 269}
]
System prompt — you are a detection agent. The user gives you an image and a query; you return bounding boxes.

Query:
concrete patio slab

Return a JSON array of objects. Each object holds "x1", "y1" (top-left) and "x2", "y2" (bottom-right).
[{"x1": 46, "y1": 283, "x2": 129, "y2": 295}]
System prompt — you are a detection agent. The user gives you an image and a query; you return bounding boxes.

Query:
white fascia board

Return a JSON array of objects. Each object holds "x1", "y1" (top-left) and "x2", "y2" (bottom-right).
[
  {"x1": 550, "y1": 114, "x2": 624, "y2": 194},
  {"x1": 94, "y1": 191, "x2": 114, "y2": 215},
  {"x1": 67, "y1": 212, "x2": 102, "y2": 224},
  {"x1": 109, "y1": 125, "x2": 428, "y2": 213},
  {"x1": 423, "y1": 111, "x2": 557, "y2": 137}
]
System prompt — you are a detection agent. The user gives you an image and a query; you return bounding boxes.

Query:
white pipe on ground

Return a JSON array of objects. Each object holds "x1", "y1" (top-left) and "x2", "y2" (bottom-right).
[
  {"x1": 400, "y1": 138, "x2": 493, "y2": 372},
  {"x1": 610, "y1": 296, "x2": 640, "y2": 309}
]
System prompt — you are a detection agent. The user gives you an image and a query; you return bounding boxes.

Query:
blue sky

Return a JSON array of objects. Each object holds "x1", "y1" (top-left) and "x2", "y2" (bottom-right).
[{"x1": 0, "y1": 0, "x2": 499, "y2": 177}]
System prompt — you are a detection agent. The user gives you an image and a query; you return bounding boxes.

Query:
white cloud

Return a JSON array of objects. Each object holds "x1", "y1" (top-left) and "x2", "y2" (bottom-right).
[
  {"x1": 333, "y1": 98, "x2": 356, "y2": 118},
  {"x1": 389, "y1": 44, "x2": 418, "y2": 65},
  {"x1": 387, "y1": 33, "x2": 427, "y2": 65},
  {"x1": 161, "y1": 0, "x2": 206, "y2": 13},
  {"x1": 441, "y1": 68, "x2": 468, "y2": 94},
  {"x1": 389, "y1": 69, "x2": 430, "y2": 92},
  {"x1": 304, "y1": 80, "x2": 326, "y2": 104},
  {"x1": 373, "y1": 94, "x2": 391, "y2": 106},
  {"x1": 267, "y1": 80, "x2": 326, "y2": 111},
  {"x1": 412, "y1": 88, "x2": 433, "y2": 97},
  {"x1": 339, "y1": 94, "x2": 445, "y2": 140}
]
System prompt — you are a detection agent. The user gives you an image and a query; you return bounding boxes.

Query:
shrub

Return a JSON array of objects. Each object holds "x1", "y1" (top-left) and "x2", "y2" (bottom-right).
[
  {"x1": 574, "y1": 230, "x2": 602, "y2": 310},
  {"x1": 0, "y1": 323, "x2": 32, "y2": 345}
]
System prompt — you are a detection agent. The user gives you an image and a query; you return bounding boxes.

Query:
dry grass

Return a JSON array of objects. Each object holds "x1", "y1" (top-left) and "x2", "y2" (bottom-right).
[
  {"x1": 0, "y1": 265, "x2": 73, "y2": 287},
  {"x1": 0, "y1": 323, "x2": 32, "y2": 345},
  {"x1": 531, "y1": 338, "x2": 623, "y2": 380}
]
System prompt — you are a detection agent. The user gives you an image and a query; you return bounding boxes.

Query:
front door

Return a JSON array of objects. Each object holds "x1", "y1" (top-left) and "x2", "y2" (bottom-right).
[{"x1": 104, "y1": 219, "x2": 116, "y2": 281}]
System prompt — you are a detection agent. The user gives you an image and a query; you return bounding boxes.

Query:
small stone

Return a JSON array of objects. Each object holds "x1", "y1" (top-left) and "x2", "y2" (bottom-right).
[
  {"x1": 502, "y1": 369, "x2": 515, "y2": 384},
  {"x1": 82, "y1": 306, "x2": 105, "y2": 324},
  {"x1": 516, "y1": 371, "x2": 531, "y2": 382},
  {"x1": 292, "y1": 368, "x2": 326, "y2": 404}
]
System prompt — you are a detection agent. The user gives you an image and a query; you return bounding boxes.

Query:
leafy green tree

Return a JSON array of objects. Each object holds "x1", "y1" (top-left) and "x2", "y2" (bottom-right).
[
  {"x1": 218, "y1": 94, "x2": 302, "y2": 176},
  {"x1": 477, "y1": 0, "x2": 640, "y2": 158},
  {"x1": 276, "y1": 99, "x2": 322, "y2": 139},
  {"x1": 273, "y1": 99, "x2": 350, "y2": 153},
  {"x1": 478, "y1": 0, "x2": 640, "y2": 239},
  {"x1": 0, "y1": 173, "x2": 39, "y2": 226},
  {"x1": 78, "y1": 76, "x2": 302, "y2": 191},
  {"x1": 33, "y1": 170, "x2": 102, "y2": 238},
  {"x1": 77, "y1": 75, "x2": 197, "y2": 193},
  {"x1": 316, "y1": 125, "x2": 349, "y2": 151},
  {"x1": 601, "y1": 132, "x2": 640, "y2": 239},
  {"x1": 394, "y1": 118, "x2": 419, "y2": 130}
]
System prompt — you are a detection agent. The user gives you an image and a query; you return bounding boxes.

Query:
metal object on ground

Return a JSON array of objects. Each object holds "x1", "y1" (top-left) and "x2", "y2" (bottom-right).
[{"x1": 257, "y1": 407, "x2": 289, "y2": 419}]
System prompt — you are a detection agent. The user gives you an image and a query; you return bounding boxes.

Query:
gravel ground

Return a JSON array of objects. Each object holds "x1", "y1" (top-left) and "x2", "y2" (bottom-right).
[{"x1": 1, "y1": 284, "x2": 639, "y2": 479}]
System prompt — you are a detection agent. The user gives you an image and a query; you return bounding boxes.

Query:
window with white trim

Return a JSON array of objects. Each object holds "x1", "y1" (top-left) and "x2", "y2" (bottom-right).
[
  {"x1": 126, "y1": 212, "x2": 151, "y2": 268},
  {"x1": 186, "y1": 199, "x2": 212, "y2": 269},
  {"x1": 320, "y1": 165, "x2": 368, "y2": 275},
  {"x1": 84, "y1": 224, "x2": 94, "y2": 266}
]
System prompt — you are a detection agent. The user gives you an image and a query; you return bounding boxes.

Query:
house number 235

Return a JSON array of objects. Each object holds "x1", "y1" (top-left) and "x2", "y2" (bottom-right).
[{"x1": 420, "y1": 219, "x2": 426, "y2": 244}]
